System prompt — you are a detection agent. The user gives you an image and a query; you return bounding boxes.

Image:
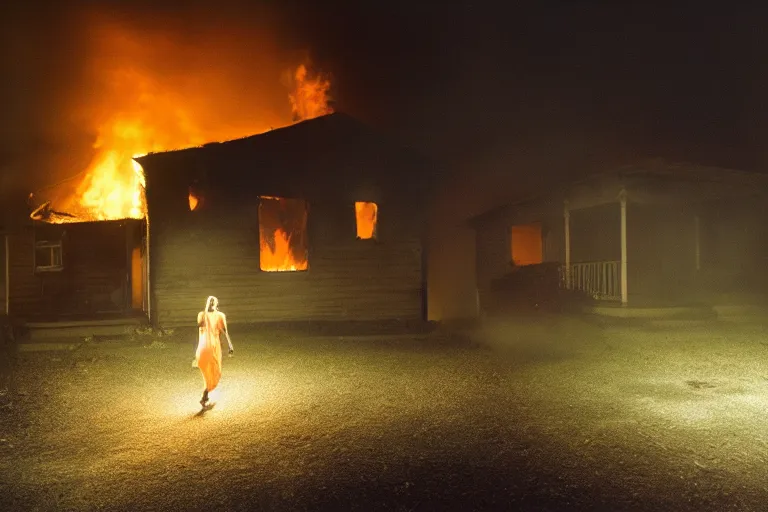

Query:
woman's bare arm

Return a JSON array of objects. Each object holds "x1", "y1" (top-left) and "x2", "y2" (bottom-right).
[
  {"x1": 197, "y1": 311, "x2": 205, "y2": 327},
  {"x1": 221, "y1": 313, "x2": 234, "y2": 353}
]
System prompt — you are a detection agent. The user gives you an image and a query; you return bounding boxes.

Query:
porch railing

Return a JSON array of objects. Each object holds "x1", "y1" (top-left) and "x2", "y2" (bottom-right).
[{"x1": 560, "y1": 260, "x2": 621, "y2": 301}]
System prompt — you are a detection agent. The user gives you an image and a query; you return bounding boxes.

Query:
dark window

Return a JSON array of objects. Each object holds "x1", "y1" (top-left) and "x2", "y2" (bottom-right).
[{"x1": 35, "y1": 240, "x2": 64, "y2": 272}]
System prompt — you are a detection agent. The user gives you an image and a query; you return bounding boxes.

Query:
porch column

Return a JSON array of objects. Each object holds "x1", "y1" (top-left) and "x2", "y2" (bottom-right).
[
  {"x1": 619, "y1": 189, "x2": 628, "y2": 306},
  {"x1": 694, "y1": 214, "x2": 701, "y2": 271},
  {"x1": 564, "y1": 200, "x2": 571, "y2": 288}
]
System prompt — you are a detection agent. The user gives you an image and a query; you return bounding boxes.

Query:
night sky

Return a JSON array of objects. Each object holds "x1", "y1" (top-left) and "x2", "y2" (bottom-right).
[
  {"x1": 303, "y1": 1, "x2": 765, "y2": 170},
  {"x1": 2, "y1": 1, "x2": 767, "y2": 194}
]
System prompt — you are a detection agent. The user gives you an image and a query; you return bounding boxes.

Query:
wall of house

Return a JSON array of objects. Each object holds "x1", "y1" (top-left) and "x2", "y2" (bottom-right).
[
  {"x1": 625, "y1": 203, "x2": 697, "y2": 302},
  {"x1": 474, "y1": 217, "x2": 510, "y2": 311},
  {"x1": 1, "y1": 235, "x2": 6, "y2": 314},
  {"x1": 7, "y1": 222, "x2": 135, "y2": 320},
  {"x1": 7, "y1": 230, "x2": 38, "y2": 318},
  {"x1": 699, "y1": 198, "x2": 768, "y2": 295},
  {"x1": 473, "y1": 200, "x2": 564, "y2": 312},
  {"x1": 147, "y1": 172, "x2": 425, "y2": 327}
]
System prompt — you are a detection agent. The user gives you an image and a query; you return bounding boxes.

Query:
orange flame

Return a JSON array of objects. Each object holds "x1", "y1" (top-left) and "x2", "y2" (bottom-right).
[
  {"x1": 258, "y1": 197, "x2": 309, "y2": 272},
  {"x1": 188, "y1": 188, "x2": 200, "y2": 211},
  {"x1": 259, "y1": 228, "x2": 309, "y2": 272},
  {"x1": 44, "y1": 20, "x2": 332, "y2": 224},
  {"x1": 355, "y1": 202, "x2": 378, "y2": 239},
  {"x1": 69, "y1": 150, "x2": 148, "y2": 221},
  {"x1": 289, "y1": 64, "x2": 334, "y2": 121}
]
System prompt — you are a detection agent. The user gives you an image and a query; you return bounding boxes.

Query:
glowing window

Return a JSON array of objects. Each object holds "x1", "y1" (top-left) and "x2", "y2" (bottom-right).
[
  {"x1": 510, "y1": 222, "x2": 543, "y2": 266},
  {"x1": 188, "y1": 182, "x2": 205, "y2": 212},
  {"x1": 258, "y1": 196, "x2": 309, "y2": 272},
  {"x1": 189, "y1": 187, "x2": 200, "y2": 211},
  {"x1": 355, "y1": 202, "x2": 378, "y2": 240}
]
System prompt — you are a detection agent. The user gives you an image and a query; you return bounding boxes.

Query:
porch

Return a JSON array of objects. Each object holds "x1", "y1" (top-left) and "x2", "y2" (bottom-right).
[
  {"x1": 559, "y1": 165, "x2": 768, "y2": 310},
  {"x1": 470, "y1": 160, "x2": 768, "y2": 317}
]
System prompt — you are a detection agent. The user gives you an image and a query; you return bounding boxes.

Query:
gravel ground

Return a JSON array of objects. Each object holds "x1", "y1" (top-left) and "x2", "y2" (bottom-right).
[{"x1": 1, "y1": 315, "x2": 768, "y2": 511}]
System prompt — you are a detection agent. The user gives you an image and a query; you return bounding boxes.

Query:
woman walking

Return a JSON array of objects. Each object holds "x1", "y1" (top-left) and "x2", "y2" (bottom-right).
[{"x1": 196, "y1": 296, "x2": 234, "y2": 407}]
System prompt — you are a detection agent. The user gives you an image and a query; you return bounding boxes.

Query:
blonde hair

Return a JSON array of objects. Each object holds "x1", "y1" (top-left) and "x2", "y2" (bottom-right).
[{"x1": 205, "y1": 296, "x2": 219, "y2": 312}]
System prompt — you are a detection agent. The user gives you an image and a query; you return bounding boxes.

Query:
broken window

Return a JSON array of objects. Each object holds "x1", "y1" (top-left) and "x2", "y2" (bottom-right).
[
  {"x1": 510, "y1": 222, "x2": 543, "y2": 266},
  {"x1": 258, "y1": 196, "x2": 309, "y2": 272},
  {"x1": 355, "y1": 201, "x2": 378, "y2": 240},
  {"x1": 35, "y1": 239, "x2": 64, "y2": 272}
]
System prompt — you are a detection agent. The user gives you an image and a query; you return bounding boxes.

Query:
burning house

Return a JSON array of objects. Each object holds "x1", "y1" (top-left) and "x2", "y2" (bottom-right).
[
  {"x1": 1, "y1": 120, "x2": 151, "y2": 324},
  {"x1": 137, "y1": 112, "x2": 433, "y2": 327},
  {"x1": 2, "y1": 113, "x2": 434, "y2": 329}
]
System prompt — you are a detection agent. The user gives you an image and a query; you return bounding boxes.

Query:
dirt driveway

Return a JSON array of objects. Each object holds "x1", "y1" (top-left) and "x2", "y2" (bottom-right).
[{"x1": 1, "y1": 316, "x2": 767, "y2": 511}]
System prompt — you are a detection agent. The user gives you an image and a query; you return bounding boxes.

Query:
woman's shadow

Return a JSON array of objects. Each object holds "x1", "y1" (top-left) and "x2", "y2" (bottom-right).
[{"x1": 192, "y1": 402, "x2": 216, "y2": 418}]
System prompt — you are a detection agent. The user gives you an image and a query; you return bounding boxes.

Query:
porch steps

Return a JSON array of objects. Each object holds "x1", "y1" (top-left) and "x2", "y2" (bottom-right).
[{"x1": 23, "y1": 316, "x2": 148, "y2": 343}]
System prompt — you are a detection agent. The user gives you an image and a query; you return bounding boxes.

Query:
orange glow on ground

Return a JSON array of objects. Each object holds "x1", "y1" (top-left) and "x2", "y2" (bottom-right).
[{"x1": 355, "y1": 202, "x2": 378, "y2": 239}]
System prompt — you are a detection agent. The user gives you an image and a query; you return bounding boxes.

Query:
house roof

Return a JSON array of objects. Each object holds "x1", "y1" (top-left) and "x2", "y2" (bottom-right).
[
  {"x1": 12, "y1": 112, "x2": 436, "y2": 230},
  {"x1": 467, "y1": 158, "x2": 768, "y2": 227},
  {"x1": 135, "y1": 111, "x2": 438, "y2": 202},
  {"x1": 135, "y1": 111, "x2": 430, "y2": 171}
]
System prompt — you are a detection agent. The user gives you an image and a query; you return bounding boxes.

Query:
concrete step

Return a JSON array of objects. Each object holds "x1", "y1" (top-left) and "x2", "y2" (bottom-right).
[{"x1": 24, "y1": 317, "x2": 147, "y2": 342}]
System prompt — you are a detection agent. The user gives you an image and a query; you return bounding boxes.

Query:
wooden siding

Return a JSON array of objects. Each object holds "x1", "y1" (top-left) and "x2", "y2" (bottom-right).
[
  {"x1": 139, "y1": 113, "x2": 434, "y2": 327},
  {"x1": 149, "y1": 200, "x2": 424, "y2": 326},
  {"x1": 7, "y1": 222, "x2": 138, "y2": 319},
  {"x1": 0, "y1": 236, "x2": 6, "y2": 313}
]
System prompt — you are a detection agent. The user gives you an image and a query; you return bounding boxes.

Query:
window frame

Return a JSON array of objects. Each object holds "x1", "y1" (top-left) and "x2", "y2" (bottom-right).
[
  {"x1": 34, "y1": 239, "x2": 64, "y2": 273},
  {"x1": 257, "y1": 195, "x2": 310, "y2": 273}
]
